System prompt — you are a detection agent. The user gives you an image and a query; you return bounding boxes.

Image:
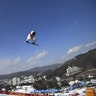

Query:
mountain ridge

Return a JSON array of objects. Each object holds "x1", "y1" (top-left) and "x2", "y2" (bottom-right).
[
  {"x1": 0, "y1": 48, "x2": 96, "y2": 80},
  {"x1": 0, "y1": 63, "x2": 60, "y2": 79}
]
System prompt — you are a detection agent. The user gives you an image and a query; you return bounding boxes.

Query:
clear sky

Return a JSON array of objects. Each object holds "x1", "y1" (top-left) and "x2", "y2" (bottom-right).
[{"x1": 0, "y1": 0, "x2": 96, "y2": 74}]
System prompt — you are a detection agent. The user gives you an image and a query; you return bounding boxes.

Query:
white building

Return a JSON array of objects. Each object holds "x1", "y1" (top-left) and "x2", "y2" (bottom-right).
[
  {"x1": 12, "y1": 77, "x2": 21, "y2": 86},
  {"x1": 21, "y1": 75, "x2": 35, "y2": 84},
  {"x1": 66, "y1": 66, "x2": 82, "y2": 76},
  {"x1": 56, "y1": 76, "x2": 61, "y2": 81}
]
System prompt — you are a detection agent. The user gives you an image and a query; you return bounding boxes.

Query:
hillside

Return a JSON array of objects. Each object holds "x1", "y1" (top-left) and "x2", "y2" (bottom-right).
[
  {"x1": 0, "y1": 48, "x2": 96, "y2": 80},
  {"x1": 28, "y1": 63, "x2": 60, "y2": 72},
  {"x1": 45, "y1": 48, "x2": 96, "y2": 79}
]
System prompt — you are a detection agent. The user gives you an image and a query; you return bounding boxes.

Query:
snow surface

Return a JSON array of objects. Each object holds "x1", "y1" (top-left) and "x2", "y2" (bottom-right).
[{"x1": 0, "y1": 94, "x2": 15, "y2": 96}]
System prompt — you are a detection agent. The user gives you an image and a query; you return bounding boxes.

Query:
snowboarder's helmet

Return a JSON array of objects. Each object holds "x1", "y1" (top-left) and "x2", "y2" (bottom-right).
[{"x1": 33, "y1": 32, "x2": 36, "y2": 35}]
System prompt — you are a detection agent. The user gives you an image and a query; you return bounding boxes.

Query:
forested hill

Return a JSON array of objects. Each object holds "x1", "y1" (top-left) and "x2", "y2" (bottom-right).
[{"x1": 45, "y1": 48, "x2": 96, "y2": 78}]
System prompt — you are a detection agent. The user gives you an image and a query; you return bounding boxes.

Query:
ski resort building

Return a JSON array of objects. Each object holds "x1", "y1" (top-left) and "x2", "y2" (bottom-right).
[{"x1": 66, "y1": 66, "x2": 82, "y2": 76}]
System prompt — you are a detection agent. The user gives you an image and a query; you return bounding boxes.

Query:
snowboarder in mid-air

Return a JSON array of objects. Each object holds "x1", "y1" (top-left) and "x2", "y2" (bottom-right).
[{"x1": 25, "y1": 30, "x2": 36, "y2": 44}]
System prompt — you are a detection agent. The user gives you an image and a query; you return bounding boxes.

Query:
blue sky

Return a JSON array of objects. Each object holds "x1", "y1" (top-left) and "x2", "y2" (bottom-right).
[{"x1": 0, "y1": 0, "x2": 96, "y2": 74}]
